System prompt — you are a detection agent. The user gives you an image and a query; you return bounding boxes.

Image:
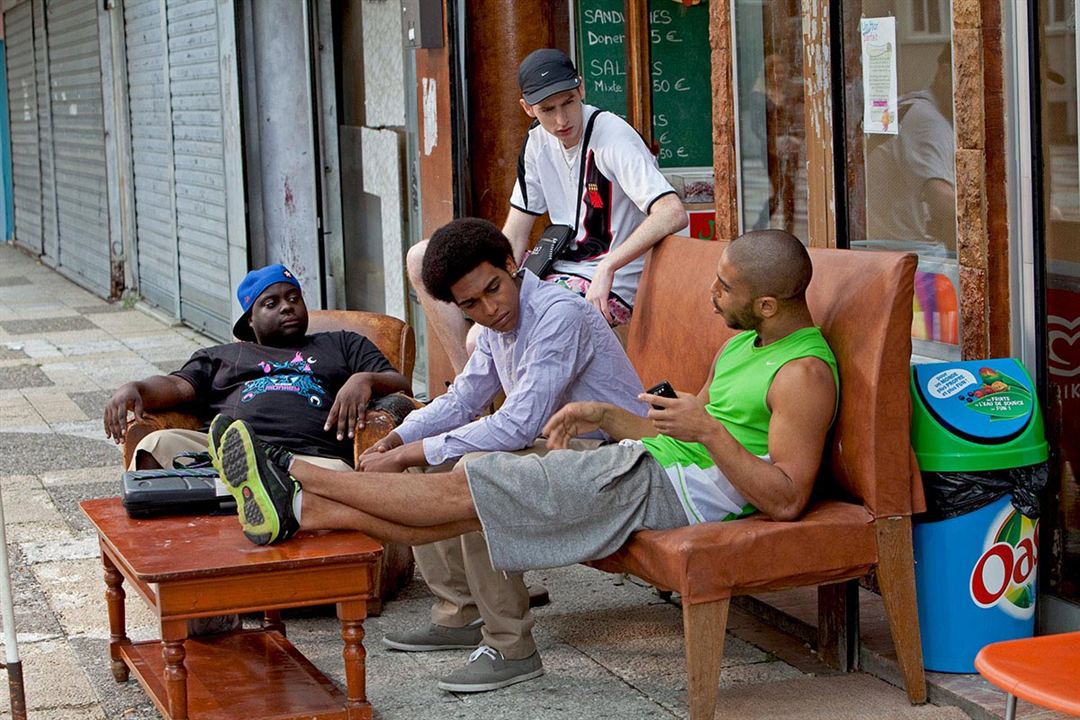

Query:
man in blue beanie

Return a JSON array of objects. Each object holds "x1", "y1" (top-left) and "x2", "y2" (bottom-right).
[{"x1": 104, "y1": 264, "x2": 411, "y2": 471}]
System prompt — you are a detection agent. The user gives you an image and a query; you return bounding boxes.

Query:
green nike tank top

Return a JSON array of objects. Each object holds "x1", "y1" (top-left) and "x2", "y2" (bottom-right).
[{"x1": 642, "y1": 326, "x2": 838, "y2": 466}]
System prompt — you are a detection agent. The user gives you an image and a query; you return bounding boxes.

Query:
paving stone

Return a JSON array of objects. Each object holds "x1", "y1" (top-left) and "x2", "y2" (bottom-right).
[
  {"x1": 88, "y1": 312, "x2": 171, "y2": 336},
  {"x1": 22, "y1": 390, "x2": 87, "y2": 424},
  {"x1": 0, "y1": 365, "x2": 54, "y2": 390},
  {"x1": 0, "y1": 345, "x2": 28, "y2": 360},
  {"x1": 67, "y1": 391, "x2": 113, "y2": 420},
  {"x1": 67, "y1": 636, "x2": 158, "y2": 720},
  {"x1": 15, "y1": 338, "x2": 61, "y2": 359},
  {"x1": 0, "y1": 487, "x2": 64, "y2": 526},
  {"x1": 45, "y1": 480, "x2": 121, "y2": 533},
  {"x1": 37, "y1": 364, "x2": 101, "y2": 390},
  {"x1": 0, "y1": 638, "x2": 99, "y2": 713},
  {"x1": 0, "y1": 302, "x2": 78, "y2": 319},
  {"x1": 74, "y1": 304, "x2": 123, "y2": 315},
  {"x1": 153, "y1": 359, "x2": 190, "y2": 374},
  {"x1": 0, "y1": 474, "x2": 40, "y2": 490},
  {"x1": 0, "y1": 317, "x2": 96, "y2": 335},
  {"x1": 0, "y1": 396, "x2": 45, "y2": 429},
  {"x1": 5, "y1": 521, "x2": 76, "y2": 545},
  {"x1": 20, "y1": 535, "x2": 100, "y2": 565},
  {"x1": 0, "y1": 276, "x2": 31, "y2": 288},
  {"x1": 0, "y1": 546, "x2": 64, "y2": 641},
  {"x1": 40, "y1": 466, "x2": 119, "y2": 488},
  {"x1": 0, "y1": 434, "x2": 120, "y2": 475},
  {"x1": 32, "y1": 557, "x2": 159, "y2": 643}
]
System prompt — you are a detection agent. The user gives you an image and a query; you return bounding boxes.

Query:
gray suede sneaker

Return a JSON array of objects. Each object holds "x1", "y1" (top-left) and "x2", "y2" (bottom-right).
[
  {"x1": 437, "y1": 646, "x2": 544, "y2": 693},
  {"x1": 381, "y1": 619, "x2": 483, "y2": 652}
]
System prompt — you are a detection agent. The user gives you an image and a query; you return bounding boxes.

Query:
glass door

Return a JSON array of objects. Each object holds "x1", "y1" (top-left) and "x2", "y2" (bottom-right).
[{"x1": 1035, "y1": 0, "x2": 1080, "y2": 612}]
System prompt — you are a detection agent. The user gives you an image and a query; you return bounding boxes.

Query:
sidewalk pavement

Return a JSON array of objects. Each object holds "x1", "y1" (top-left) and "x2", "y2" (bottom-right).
[{"x1": 0, "y1": 243, "x2": 1000, "y2": 719}]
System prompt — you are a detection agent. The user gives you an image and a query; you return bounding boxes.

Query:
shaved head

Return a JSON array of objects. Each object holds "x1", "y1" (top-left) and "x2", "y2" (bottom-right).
[{"x1": 724, "y1": 230, "x2": 812, "y2": 301}]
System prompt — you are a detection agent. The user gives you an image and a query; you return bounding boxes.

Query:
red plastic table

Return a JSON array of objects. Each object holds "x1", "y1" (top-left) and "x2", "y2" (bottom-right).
[{"x1": 974, "y1": 631, "x2": 1080, "y2": 720}]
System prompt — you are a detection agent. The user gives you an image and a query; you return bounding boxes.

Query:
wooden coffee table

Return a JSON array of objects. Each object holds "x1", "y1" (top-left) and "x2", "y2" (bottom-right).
[{"x1": 81, "y1": 497, "x2": 383, "y2": 720}]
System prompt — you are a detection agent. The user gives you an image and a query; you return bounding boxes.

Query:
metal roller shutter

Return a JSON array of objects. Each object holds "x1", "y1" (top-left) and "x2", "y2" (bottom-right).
[
  {"x1": 5, "y1": 1, "x2": 42, "y2": 255},
  {"x1": 124, "y1": 0, "x2": 178, "y2": 312},
  {"x1": 167, "y1": 0, "x2": 233, "y2": 339},
  {"x1": 33, "y1": 0, "x2": 58, "y2": 264},
  {"x1": 47, "y1": 0, "x2": 111, "y2": 296}
]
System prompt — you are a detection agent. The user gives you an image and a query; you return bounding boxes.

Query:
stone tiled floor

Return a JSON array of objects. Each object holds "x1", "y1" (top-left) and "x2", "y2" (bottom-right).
[{"x1": 0, "y1": 243, "x2": 998, "y2": 719}]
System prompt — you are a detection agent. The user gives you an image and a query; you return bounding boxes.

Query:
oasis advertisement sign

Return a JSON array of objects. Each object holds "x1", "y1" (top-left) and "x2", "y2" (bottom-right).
[
  {"x1": 914, "y1": 359, "x2": 1035, "y2": 440},
  {"x1": 969, "y1": 504, "x2": 1038, "y2": 619}
]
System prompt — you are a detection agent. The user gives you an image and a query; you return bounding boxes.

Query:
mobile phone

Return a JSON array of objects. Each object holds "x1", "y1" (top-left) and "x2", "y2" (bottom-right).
[{"x1": 645, "y1": 380, "x2": 677, "y2": 409}]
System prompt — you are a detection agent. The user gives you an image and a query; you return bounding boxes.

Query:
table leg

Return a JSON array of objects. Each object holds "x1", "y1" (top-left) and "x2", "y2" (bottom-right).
[
  {"x1": 102, "y1": 553, "x2": 129, "y2": 682},
  {"x1": 263, "y1": 609, "x2": 286, "y2": 636},
  {"x1": 338, "y1": 600, "x2": 371, "y2": 720},
  {"x1": 161, "y1": 620, "x2": 189, "y2": 720}
]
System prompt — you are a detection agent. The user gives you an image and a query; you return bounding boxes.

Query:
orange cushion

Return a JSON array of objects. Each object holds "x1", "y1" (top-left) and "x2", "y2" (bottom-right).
[
  {"x1": 588, "y1": 500, "x2": 877, "y2": 604},
  {"x1": 975, "y1": 631, "x2": 1080, "y2": 715}
]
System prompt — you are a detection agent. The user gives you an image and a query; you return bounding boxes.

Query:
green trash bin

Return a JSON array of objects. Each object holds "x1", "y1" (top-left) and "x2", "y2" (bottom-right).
[{"x1": 910, "y1": 359, "x2": 1049, "y2": 672}]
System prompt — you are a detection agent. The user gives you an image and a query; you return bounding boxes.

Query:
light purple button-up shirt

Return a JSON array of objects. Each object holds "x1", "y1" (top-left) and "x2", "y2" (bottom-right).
[{"x1": 394, "y1": 271, "x2": 649, "y2": 465}]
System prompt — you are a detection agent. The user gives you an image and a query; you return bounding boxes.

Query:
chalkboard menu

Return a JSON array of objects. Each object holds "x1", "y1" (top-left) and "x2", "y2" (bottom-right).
[{"x1": 576, "y1": 0, "x2": 713, "y2": 169}]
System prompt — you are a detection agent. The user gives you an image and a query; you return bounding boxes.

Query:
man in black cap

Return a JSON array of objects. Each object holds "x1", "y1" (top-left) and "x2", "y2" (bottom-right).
[
  {"x1": 104, "y1": 263, "x2": 412, "y2": 471},
  {"x1": 406, "y1": 48, "x2": 688, "y2": 370}
]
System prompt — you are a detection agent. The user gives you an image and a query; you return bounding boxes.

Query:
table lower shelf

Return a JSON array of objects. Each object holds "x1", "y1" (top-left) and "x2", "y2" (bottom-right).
[{"x1": 120, "y1": 629, "x2": 363, "y2": 720}]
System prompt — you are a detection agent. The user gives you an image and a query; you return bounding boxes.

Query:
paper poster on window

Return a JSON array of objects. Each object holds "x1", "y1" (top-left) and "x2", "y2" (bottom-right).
[{"x1": 861, "y1": 17, "x2": 898, "y2": 135}]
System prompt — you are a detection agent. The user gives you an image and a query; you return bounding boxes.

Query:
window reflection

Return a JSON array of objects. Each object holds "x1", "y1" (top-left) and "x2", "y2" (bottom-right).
[
  {"x1": 843, "y1": 0, "x2": 959, "y2": 359},
  {"x1": 735, "y1": 0, "x2": 807, "y2": 242}
]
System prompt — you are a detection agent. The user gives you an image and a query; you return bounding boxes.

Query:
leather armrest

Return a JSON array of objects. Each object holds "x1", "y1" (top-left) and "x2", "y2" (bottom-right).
[
  {"x1": 122, "y1": 411, "x2": 203, "y2": 469},
  {"x1": 353, "y1": 392, "x2": 424, "y2": 467}
]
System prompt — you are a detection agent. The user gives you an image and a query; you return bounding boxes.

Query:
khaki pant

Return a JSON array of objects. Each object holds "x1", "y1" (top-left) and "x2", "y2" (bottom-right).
[
  {"x1": 412, "y1": 438, "x2": 600, "y2": 660},
  {"x1": 129, "y1": 428, "x2": 353, "y2": 472}
]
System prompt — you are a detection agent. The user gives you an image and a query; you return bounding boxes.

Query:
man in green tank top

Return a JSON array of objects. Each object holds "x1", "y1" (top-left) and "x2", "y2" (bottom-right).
[{"x1": 214, "y1": 229, "x2": 840, "y2": 612}]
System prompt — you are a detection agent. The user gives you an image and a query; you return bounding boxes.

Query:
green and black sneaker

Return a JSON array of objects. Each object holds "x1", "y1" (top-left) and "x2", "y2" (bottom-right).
[
  {"x1": 206, "y1": 413, "x2": 235, "y2": 472},
  {"x1": 217, "y1": 419, "x2": 299, "y2": 546}
]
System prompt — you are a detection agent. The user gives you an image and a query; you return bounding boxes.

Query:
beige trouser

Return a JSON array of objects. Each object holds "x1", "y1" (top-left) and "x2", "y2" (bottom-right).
[
  {"x1": 129, "y1": 428, "x2": 353, "y2": 472},
  {"x1": 412, "y1": 438, "x2": 600, "y2": 660}
]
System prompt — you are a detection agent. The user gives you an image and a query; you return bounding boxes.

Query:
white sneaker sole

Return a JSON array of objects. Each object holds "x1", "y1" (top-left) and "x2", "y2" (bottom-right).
[
  {"x1": 437, "y1": 667, "x2": 545, "y2": 693},
  {"x1": 381, "y1": 638, "x2": 480, "y2": 652}
]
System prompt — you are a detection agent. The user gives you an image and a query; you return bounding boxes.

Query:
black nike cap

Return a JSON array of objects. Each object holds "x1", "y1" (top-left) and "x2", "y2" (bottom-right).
[{"x1": 518, "y1": 49, "x2": 581, "y2": 105}]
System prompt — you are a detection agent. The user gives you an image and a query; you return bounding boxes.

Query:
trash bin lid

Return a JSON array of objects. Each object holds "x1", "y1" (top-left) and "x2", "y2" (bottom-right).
[{"x1": 911, "y1": 359, "x2": 1049, "y2": 472}]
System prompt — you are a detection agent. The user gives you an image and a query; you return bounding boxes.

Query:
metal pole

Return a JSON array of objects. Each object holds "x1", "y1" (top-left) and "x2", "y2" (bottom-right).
[{"x1": 0, "y1": 491, "x2": 26, "y2": 719}]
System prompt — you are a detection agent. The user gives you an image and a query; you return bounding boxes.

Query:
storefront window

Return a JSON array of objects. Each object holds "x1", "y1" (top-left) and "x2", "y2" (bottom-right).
[
  {"x1": 840, "y1": 0, "x2": 960, "y2": 360},
  {"x1": 733, "y1": 0, "x2": 807, "y2": 243},
  {"x1": 1037, "y1": 0, "x2": 1080, "y2": 604}
]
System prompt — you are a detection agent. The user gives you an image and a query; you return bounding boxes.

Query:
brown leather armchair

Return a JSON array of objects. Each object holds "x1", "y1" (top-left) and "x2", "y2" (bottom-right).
[
  {"x1": 121, "y1": 309, "x2": 418, "y2": 614},
  {"x1": 588, "y1": 237, "x2": 927, "y2": 719}
]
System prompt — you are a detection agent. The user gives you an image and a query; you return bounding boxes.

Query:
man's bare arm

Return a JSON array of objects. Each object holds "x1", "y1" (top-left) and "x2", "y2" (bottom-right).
[
  {"x1": 923, "y1": 178, "x2": 956, "y2": 252},
  {"x1": 543, "y1": 401, "x2": 654, "y2": 448},
  {"x1": 585, "y1": 193, "x2": 688, "y2": 321},
  {"x1": 701, "y1": 357, "x2": 835, "y2": 520},
  {"x1": 103, "y1": 375, "x2": 197, "y2": 442},
  {"x1": 648, "y1": 357, "x2": 835, "y2": 521},
  {"x1": 502, "y1": 206, "x2": 539, "y2": 265}
]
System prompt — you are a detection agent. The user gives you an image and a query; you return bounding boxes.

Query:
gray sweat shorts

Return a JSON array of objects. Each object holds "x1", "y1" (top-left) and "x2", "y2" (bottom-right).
[{"x1": 462, "y1": 442, "x2": 687, "y2": 573}]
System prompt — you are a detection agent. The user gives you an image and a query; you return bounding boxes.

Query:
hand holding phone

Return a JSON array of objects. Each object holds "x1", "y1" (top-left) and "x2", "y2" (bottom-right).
[{"x1": 645, "y1": 380, "x2": 678, "y2": 410}]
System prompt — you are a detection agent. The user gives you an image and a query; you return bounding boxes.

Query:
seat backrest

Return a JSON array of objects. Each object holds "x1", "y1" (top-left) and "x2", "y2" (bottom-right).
[
  {"x1": 626, "y1": 236, "x2": 920, "y2": 517},
  {"x1": 306, "y1": 310, "x2": 416, "y2": 382}
]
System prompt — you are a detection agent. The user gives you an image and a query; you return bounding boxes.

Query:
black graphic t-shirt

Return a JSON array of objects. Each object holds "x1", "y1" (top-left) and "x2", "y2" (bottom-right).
[{"x1": 172, "y1": 331, "x2": 396, "y2": 462}]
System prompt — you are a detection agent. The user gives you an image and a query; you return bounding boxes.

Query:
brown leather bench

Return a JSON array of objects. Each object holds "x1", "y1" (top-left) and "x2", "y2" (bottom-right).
[
  {"x1": 121, "y1": 309, "x2": 417, "y2": 614},
  {"x1": 589, "y1": 236, "x2": 927, "y2": 719}
]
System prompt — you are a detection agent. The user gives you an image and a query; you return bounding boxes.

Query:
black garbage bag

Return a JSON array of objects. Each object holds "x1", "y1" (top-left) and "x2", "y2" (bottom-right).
[{"x1": 920, "y1": 462, "x2": 1048, "y2": 522}]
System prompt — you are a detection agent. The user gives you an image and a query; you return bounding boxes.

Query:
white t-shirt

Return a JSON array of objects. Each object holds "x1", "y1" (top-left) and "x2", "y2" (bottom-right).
[
  {"x1": 866, "y1": 91, "x2": 955, "y2": 242},
  {"x1": 509, "y1": 105, "x2": 678, "y2": 307}
]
